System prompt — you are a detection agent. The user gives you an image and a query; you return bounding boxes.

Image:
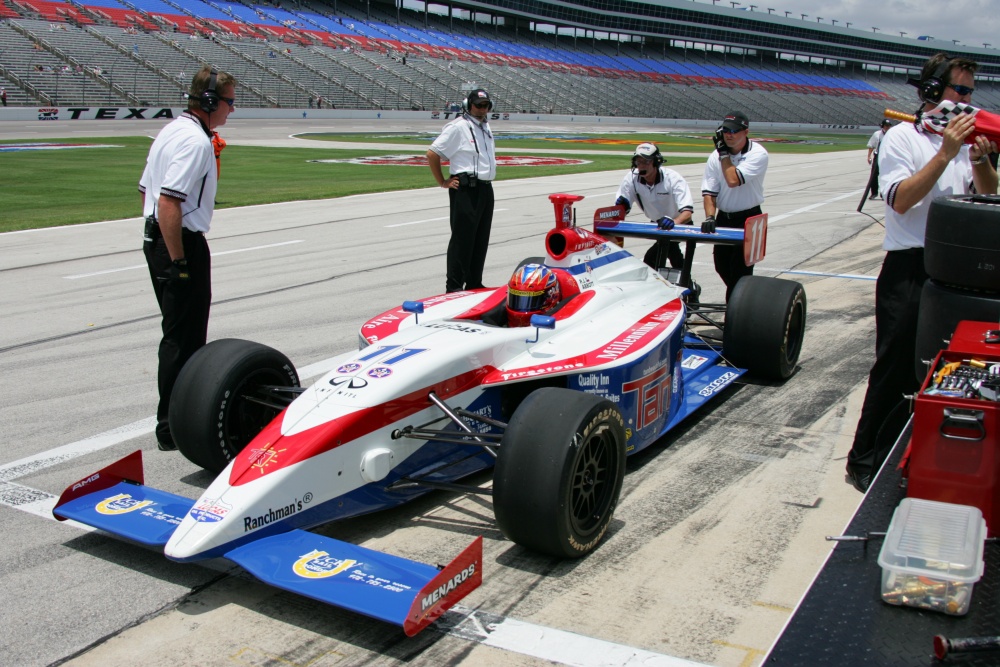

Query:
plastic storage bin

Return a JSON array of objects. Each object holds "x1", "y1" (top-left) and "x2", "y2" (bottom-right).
[{"x1": 877, "y1": 498, "x2": 986, "y2": 615}]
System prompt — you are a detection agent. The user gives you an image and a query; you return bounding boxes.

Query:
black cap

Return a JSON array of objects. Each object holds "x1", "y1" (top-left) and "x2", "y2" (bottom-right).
[
  {"x1": 467, "y1": 89, "x2": 491, "y2": 105},
  {"x1": 880, "y1": 119, "x2": 892, "y2": 127},
  {"x1": 722, "y1": 111, "x2": 749, "y2": 132}
]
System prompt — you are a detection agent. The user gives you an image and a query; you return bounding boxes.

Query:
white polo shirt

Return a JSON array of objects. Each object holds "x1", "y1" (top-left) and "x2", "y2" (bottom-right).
[
  {"x1": 138, "y1": 111, "x2": 218, "y2": 233},
  {"x1": 615, "y1": 166, "x2": 694, "y2": 221},
  {"x1": 879, "y1": 122, "x2": 973, "y2": 251},
  {"x1": 701, "y1": 140, "x2": 768, "y2": 213},
  {"x1": 429, "y1": 113, "x2": 496, "y2": 181},
  {"x1": 867, "y1": 129, "x2": 885, "y2": 153}
]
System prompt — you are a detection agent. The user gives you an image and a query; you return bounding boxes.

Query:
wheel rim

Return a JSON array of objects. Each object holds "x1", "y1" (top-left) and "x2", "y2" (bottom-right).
[
  {"x1": 224, "y1": 368, "x2": 292, "y2": 458},
  {"x1": 569, "y1": 423, "x2": 619, "y2": 537}
]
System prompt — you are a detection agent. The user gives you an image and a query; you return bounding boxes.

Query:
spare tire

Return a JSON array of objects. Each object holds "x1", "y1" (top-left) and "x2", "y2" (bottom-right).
[
  {"x1": 914, "y1": 279, "x2": 1000, "y2": 382},
  {"x1": 925, "y1": 195, "x2": 1000, "y2": 292}
]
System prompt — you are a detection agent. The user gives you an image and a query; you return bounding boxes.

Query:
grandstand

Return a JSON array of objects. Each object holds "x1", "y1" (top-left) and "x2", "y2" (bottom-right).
[{"x1": 1, "y1": 0, "x2": 999, "y2": 123}]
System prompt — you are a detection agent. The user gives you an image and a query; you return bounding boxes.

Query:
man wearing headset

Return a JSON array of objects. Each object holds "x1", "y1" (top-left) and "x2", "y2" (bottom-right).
[
  {"x1": 845, "y1": 53, "x2": 997, "y2": 492},
  {"x1": 866, "y1": 119, "x2": 892, "y2": 199},
  {"x1": 139, "y1": 66, "x2": 236, "y2": 452},
  {"x1": 614, "y1": 142, "x2": 695, "y2": 272},
  {"x1": 427, "y1": 88, "x2": 497, "y2": 293}
]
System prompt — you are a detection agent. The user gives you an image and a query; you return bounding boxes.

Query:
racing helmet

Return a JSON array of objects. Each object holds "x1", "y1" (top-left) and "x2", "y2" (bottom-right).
[
  {"x1": 506, "y1": 263, "x2": 561, "y2": 327},
  {"x1": 631, "y1": 142, "x2": 663, "y2": 170}
]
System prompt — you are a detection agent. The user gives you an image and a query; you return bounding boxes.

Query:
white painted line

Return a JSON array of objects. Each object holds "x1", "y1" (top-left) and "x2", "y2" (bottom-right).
[
  {"x1": 63, "y1": 240, "x2": 305, "y2": 279},
  {"x1": 444, "y1": 605, "x2": 709, "y2": 667},
  {"x1": 768, "y1": 190, "x2": 863, "y2": 223},
  {"x1": 385, "y1": 208, "x2": 508, "y2": 228}
]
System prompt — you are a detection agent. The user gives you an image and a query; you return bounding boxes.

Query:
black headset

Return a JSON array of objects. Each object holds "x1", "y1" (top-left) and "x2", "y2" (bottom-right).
[
  {"x1": 462, "y1": 89, "x2": 493, "y2": 113},
  {"x1": 908, "y1": 56, "x2": 952, "y2": 104},
  {"x1": 196, "y1": 69, "x2": 220, "y2": 113},
  {"x1": 631, "y1": 143, "x2": 663, "y2": 171}
]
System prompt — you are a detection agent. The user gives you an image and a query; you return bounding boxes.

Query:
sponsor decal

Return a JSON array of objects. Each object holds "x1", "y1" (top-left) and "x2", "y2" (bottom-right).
[
  {"x1": 698, "y1": 371, "x2": 739, "y2": 397},
  {"x1": 309, "y1": 155, "x2": 588, "y2": 167},
  {"x1": 622, "y1": 365, "x2": 669, "y2": 430},
  {"x1": 95, "y1": 493, "x2": 155, "y2": 515},
  {"x1": 0, "y1": 142, "x2": 123, "y2": 152},
  {"x1": 71, "y1": 473, "x2": 100, "y2": 492},
  {"x1": 420, "y1": 564, "x2": 476, "y2": 611},
  {"x1": 189, "y1": 497, "x2": 233, "y2": 523},
  {"x1": 681, "y1": 354, "x2": 708, "y2": 369},
  {"x1": 367, "y1": 366, "x2": 393, "y2": 379},
  {"x1": 243, "y1": 495, "x2": 310, "y2": 531},
  {"x1": 337, "y1": 362, "x2": 362, "y2": 373},
  {"x1": 422, "y1": 322, "x2": 485, "y2": 334},
  {"x1": 248, "y1": 446, "x2": 286, "y2": 474},
  {"x1": 292, "y1": 550, "x2": 357, "y2": 579},
  {"x1": 38, "y1": 108, "x2": 58, "y2": 120},
  {"x1": 330, "y1": 375, "x2": 369, "y2": 389},
  {"x1": 499, "y1": 361, "x2": 586, "y2": 381}
]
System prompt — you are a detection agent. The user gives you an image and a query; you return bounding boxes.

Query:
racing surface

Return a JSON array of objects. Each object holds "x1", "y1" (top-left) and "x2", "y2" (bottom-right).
[{"x1": 2, "y1": 118, "x2": 883, "y2": 667}]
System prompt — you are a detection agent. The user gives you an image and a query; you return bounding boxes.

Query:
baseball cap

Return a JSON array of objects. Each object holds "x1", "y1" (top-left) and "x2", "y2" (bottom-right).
[
  {"x1": 722, "y1": 111, "x2": 750, "y2": 132},
  {"x1": 880, "y1": 119, "x2": 892, "y2": 127}
]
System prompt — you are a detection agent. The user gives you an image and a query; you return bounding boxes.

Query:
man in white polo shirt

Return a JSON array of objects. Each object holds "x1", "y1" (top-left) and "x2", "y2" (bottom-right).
[
  {"x1": 845, "y1": 53, "x2": 997, "y2": 491},
  {"x1": 139, "y1": 66, "x2": 236, "y2": 451},
  {"x1": 700, "y1": 110, "x2": 768, "y2": 301},
  {"x1": 426, "y1": 88, "x2": 497, "y2": 293}
]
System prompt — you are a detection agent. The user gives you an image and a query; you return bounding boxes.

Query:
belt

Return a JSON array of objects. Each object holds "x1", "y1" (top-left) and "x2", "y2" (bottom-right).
[
  {"x1": 717, "y1": 206, "x2": 761, "y2": 220},
  {"x1": 182, "y1": 227, "x2": 204, "y2": 236}
]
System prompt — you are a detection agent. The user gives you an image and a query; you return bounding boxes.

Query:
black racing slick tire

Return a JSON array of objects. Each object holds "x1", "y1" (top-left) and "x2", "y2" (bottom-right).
[
  {"x1": 925, "y1": 195, "x2": 1000, "y2": 292},
  {"x1": 493, "y1": 387, "x2": 626, "y2": 558},
  {"x1": 723, "y1": 276, "x2": 807, "y2": 381},
  {"x1": 169, "y1": 338, "x2": 299, "y2": 473}
]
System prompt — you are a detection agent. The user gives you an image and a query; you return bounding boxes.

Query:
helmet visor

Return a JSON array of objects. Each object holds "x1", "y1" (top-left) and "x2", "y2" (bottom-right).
[{"x1": 508, "y1": 288, "x2": 547, "y2": 313}]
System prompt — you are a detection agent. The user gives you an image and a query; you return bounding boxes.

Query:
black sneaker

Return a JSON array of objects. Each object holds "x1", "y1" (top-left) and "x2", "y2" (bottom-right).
[
  {"x1": 845, "y1": 464, "x2": 870, "y2": 492},
  {"x1": 157, "y1": 437, "x2": 177, "y2": 452}
]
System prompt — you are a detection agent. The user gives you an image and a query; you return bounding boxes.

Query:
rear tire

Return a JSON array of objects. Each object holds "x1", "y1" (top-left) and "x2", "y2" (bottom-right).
[
  {"x1": 169, "y1": 339, "x2": 299, "y2": 473},
  {"x1": 723, "y1": 276, "x2": 807, "y2": 381},
  {"x1": 493, "y1": 388, "x2": 626, "y2": 558},
  {"x1": 925, "y1": 195, "x2": 1000, "y2": 292},
  {"x1": 914, "y1": 279, "x2": 1000, "y2": 382}
]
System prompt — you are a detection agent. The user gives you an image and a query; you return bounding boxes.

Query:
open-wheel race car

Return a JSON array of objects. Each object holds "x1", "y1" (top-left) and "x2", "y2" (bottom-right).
[{"x1": 53, "y1": 193, "x2": 806, "y2": 636}]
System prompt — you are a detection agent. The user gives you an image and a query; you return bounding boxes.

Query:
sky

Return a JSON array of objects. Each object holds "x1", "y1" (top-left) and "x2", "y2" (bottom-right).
[{"x1": 724, "y1": 0, "x2": 1000, "y2": 52}]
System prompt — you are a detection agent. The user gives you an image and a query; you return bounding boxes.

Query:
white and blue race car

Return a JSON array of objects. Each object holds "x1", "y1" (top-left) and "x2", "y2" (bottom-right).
[{"x1": 53, "y1": 193, "x2": 805, "y2": 635}]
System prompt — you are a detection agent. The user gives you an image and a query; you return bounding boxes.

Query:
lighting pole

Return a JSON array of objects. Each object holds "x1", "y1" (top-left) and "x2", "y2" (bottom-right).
[
  {"x1": 872, "y1": 27, "x2": 879, "y2": 33},
  {"x1": 846, "y1": 22, "x2": 852, "y2": 28},
  {"x1": 767, "y1": 8, "x2": 774, "y2": 14},
  {"x1": 900, "y1": 31, "x2": 906, "y2": 37},
  {"x1": 831, "y1": 19, "x2": 837, "y2": 26},
  {"x1": 783, "y1": 10, "x2": 790, "y2": 17}
]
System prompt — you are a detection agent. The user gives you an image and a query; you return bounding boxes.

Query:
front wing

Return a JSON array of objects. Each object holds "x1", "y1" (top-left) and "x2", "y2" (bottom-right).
[{"x1": 52, "y1": 451, "x2": 481, "y2": 636}]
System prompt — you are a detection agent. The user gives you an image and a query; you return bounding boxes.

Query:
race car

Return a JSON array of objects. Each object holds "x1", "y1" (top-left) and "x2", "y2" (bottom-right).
[{"x1": 53, "y1": 193, "x2": 806, "y2": 635}]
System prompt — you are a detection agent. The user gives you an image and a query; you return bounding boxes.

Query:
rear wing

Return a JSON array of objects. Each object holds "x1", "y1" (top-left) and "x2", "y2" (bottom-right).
[{"x1": 592, "y1": 206, "x2": 768, "y2": 265}]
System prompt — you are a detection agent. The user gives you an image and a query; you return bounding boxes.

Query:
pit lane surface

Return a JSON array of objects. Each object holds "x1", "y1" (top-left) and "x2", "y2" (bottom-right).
[{"x1": 1, "y1": 118, "x2": 883, "y2": 667}]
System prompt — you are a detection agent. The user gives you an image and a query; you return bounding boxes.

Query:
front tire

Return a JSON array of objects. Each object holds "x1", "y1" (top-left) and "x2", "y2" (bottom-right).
[
  {"x1": 493, "y1": 388, "x2": 626, "y2": 558},
  {"x1": 723, "y1": 276, "x2": 806, "y2": 381},
  {"x1": 169, "y1": 339, "x2": 299, "y2": 473}
]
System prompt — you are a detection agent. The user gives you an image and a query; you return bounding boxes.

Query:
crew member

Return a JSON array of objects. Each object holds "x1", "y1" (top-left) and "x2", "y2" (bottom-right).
[
  {"x1": 427, "y1": 88, "x2": 497, "y2": 293},
  {"x1": 700, "y1": 110, "x2": 768, "y2": 301},
  {"x1": 866, "y1": 119, "x2": 891, "y2": 199},
  {"x1": 845, "y1": 53, "x2": 997, "y2": 491},
  {"x1": 140, "y1": 66, "x2": 236, "y2": 451},
  {"x1": 615, "y1": 142, "x2": 695, "y2": 272}
]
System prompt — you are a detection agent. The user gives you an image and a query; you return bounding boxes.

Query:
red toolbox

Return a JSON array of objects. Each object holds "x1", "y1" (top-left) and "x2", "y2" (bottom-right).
[{"x1": 907, "y1": 321, "x2": 1000, "y2": 535}]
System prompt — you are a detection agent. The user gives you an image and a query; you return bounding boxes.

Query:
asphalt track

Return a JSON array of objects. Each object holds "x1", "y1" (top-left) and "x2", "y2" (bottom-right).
[{"x1": 1, "y1": 117, "x2": 886, "y2": 667}]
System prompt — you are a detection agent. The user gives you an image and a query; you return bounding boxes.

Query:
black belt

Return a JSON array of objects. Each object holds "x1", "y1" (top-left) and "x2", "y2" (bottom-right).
[
  {"x1": 717, "y1": 206, "x2": 761, "y2": 220},
  {"x1": 889, "y1": 247, "x2": 923, "y2": 257}
]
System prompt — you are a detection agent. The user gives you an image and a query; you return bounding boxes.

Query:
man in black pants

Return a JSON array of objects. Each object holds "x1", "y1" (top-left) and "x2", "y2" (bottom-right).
[
  {"x1": 699, "y1": 111, "x2": 769, "y2": 302},
  {"x1": 426, "y1": 88, "x2": 497, "y2": 292},
  {"x1": 139, "y1": 67, "x2": 236, "y2": 451},
  {"x1": 845, "y1": 53, "x2": 997, "y2": 491}
]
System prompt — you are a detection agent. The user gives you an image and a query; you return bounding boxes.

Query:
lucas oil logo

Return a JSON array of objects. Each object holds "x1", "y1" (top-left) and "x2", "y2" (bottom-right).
[
  {"x1": 292, "y1": 550, "x2": 358, "y2": 579},
  {"x1": 95, "y1": 493, "x2": 155, "y2": 515}
]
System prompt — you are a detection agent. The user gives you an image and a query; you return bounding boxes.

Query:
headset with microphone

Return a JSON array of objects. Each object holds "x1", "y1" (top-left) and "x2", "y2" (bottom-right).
[
  {"x1": 462, "y1": 88, "x2": 493, "y2": 113},
  {"x1": 907, "y1": 56, "x2": 952, "y2": 105},
  {"x1": 195, "y1": 69, "x2": 220, "y2": 113}
]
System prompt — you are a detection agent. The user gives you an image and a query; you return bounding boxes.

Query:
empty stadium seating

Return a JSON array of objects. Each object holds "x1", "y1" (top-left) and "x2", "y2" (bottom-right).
[{"x1": 2, "y1": 0, "x2": 997, "y2": 123}]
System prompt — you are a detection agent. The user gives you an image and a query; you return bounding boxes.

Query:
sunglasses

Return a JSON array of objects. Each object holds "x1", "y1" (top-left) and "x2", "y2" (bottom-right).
[
  {"x1": 949, "y1": 84, "x2": 975, "y2": 96},
  {"x1": 471, "y1": 102, "x2": 490, "y2": 109},
  {"x1": 722, "y1": 127, "x2": 744, "y2": 134},
  {"x1": 220, "y1": 96, "x2": 235, "y2": 109}
]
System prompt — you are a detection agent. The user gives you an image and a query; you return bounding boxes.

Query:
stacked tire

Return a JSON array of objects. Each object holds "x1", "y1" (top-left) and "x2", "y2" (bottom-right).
[{"x1": 915, "y1": 195, "x2": 1000, "y2": 381}]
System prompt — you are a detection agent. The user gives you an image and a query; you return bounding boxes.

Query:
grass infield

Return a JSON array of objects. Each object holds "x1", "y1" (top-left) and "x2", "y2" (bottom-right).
[{"x1": 1, "y1": 130, "x2": 866, "y2": 233}]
